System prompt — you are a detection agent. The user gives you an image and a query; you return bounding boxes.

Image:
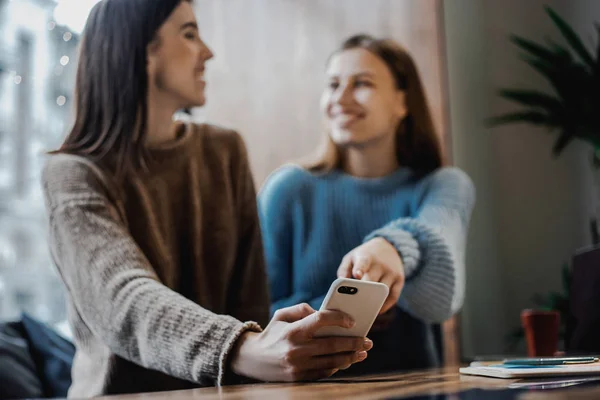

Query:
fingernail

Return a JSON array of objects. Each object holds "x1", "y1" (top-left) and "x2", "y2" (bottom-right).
[
  {"x1": 346, "y1": 318, "x2": 356, "y2": 328},
  {"x1": 357, "y1": 351, "x2": 368, "y2": 361},
  {"x1": 363, "y1": 339, "x2": 373, "y2": 350}
]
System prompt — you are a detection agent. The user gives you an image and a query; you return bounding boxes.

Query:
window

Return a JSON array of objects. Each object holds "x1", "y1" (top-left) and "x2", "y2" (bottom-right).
[{"x1": 0, "y1": 0, "x2": 97, "y2": 335}]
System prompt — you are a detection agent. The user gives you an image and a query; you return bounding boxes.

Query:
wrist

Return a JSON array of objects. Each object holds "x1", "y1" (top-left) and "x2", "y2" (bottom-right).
[
  {"x1": 371, "y1": 237, "x2": 394, "y2": 251},
  {"x1": 375, "y1": 237, "x2": 405, "y2": 274},
  {"x1": 229, "y1": 330, "x2": 259, "y2": 378}
]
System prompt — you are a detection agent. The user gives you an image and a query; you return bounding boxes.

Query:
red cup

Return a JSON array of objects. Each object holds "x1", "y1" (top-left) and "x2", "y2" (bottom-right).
[{"x1": 521, "y1": 309, "x2": 560, "y2": 357}]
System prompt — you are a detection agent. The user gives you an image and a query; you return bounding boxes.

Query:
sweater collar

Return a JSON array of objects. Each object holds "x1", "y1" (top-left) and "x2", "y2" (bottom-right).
[{"x1": 326, "y1": 167, "x2": 417, "y2": 188}]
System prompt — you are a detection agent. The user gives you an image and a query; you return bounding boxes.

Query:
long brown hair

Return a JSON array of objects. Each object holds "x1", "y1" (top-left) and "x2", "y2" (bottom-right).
[
  {"x1": 303, "y1": 34, "x2": 443, "y2": 175},
  {"x1": 49, "y1": 0, "x2": 191, "y2": 180}
]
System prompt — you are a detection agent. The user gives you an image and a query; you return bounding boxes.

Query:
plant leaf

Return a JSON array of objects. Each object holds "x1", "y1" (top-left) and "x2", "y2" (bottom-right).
[
  {"x1": 487, "y1": 111, "x2": 558, "y2": 127},
  {"x1": 493, "y1": 9, "x2": 600, "y2": 161},
  {"x1": 526, "y1": 59, "x2": 590, "y2": 105},
  {"x1": 545, "y1": 6, "x2": 594, "y2": 67},
  {"x1": 498, "y1": 89, "x2": 564, "y2": 113},
  {"x1": 545, "y1": 38, "x2": 574, "y2": 63},
  {"x1": 553, "y1": 130, "x2": 576, "y2": 156},
  {"x1": 525, "y1": 59, "x2": 568, "y2": 92},
  {"x1": 511, "y1": 35, "x2": 564, "y2": 63}
]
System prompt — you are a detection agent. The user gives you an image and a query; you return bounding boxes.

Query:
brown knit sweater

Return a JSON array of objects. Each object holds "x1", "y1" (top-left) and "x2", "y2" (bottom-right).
[{"x1": 42, "y1": 123, "x2": 270, "y2": 397}]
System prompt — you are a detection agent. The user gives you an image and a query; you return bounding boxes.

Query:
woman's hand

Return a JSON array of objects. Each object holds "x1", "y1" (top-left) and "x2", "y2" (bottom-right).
[
  {"x1": 337, "y1": 238, "x2": 405, "y2": 314},
  {"x1": 230, "y1": 303, "x2": 372, "y2": 382}
]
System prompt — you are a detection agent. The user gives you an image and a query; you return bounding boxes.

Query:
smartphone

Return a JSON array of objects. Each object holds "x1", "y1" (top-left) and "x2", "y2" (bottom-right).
[
  {"x1": 503, "y1": 356, "x2": 599, "y2": 366},
  {"x1": 314, "y1": 278, "x2": 389, "y2": 338}
]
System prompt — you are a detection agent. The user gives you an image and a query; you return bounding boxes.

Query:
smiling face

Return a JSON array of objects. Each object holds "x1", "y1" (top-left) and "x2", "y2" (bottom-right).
[
  {"x1": 146, "y1": 1, "x2": 213, "y2": 109},
  {"x1": 321, "y1": 48, "x2": 407, "y2": 148}
]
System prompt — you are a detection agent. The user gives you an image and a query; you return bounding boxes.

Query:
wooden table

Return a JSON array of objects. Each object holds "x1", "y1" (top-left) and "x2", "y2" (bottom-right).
[{"x1": 93, "y1": 367, "x2": 600, "y2": 400}]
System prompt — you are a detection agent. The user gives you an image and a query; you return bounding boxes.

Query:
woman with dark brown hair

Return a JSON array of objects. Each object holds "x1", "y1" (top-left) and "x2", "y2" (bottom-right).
[
  {"x1": 259, "y1": 34, "x2": 476, "y2": 374},
  {"x1": 42, "y1": 2, "x2": 371, "y2": 397}
]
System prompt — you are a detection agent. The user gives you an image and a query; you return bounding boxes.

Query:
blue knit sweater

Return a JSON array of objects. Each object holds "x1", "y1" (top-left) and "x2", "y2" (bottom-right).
[{"x1": 258, "y1": 165, "x2": 475, "y2": 323}]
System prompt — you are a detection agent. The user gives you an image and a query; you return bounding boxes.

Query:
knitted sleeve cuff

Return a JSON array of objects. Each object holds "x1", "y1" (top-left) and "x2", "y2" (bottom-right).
[
  {"x1": 366, "y1": 218, "x2": 458, "y2": 322},
  {"x1": 217, "y1": 321, "x2": 263, "y2": 386},
  {"x1": 365, "y1": 221, "x2": 421, "y2": 279}
]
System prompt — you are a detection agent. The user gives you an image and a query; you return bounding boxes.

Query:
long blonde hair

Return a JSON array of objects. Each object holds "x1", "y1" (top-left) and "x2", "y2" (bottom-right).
[{"x1": 303, "y1": 34, "x2": 443, "y2": 175}]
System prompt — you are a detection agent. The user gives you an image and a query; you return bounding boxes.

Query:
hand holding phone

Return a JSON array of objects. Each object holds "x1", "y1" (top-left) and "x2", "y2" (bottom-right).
[
  {"x1": 337, "y1": 238, "x2": 405, "y2": 314},
  {"x1": 230, "y1": 303, "x2": 372, "y2": 382},
  {"x1": 315, "y1": 278, "x2": 389, "y2": 338}
]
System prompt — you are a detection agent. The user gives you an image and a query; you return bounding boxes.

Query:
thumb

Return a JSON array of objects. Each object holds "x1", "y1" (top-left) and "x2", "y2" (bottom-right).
[
  {"x1": 272, "y1": 303, "x2": 316, "y2": 323},
  {"x1": 295, "y1": 309, "x2": 355, "y2": 337}
]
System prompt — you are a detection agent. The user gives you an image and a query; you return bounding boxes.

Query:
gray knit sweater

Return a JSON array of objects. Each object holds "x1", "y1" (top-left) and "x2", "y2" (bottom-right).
[{"x1": 42, "y1": 123, "x2": 269, "y2": 397}]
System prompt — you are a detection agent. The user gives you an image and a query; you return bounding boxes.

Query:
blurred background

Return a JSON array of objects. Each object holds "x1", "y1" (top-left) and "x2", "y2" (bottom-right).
[{"x1": 0, "y1": 0, "x2": 598, "y2": 360}]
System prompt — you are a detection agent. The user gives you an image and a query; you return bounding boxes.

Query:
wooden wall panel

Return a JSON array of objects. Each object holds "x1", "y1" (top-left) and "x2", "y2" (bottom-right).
[{"x1": 193, "y1": 0, "x2": 448, "y2": 185}]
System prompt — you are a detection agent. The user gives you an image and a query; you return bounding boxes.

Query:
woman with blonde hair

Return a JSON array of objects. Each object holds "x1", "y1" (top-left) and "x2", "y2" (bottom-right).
[{"x1": 259, "y1": 34, "x2": 475, "y2": 374}]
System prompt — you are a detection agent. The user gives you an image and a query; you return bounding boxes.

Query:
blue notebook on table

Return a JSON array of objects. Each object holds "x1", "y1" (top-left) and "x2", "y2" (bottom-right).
[{"x1": 460, "y1": 360, "x2": 600, "y2": 379}]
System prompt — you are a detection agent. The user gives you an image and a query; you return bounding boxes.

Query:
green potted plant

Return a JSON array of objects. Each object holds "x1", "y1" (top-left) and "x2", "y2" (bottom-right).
[
  {"x1": 506, "y1": 263, "x2": 572, "y2": 352},
  {"x1": 489, "y1": 6, "x2": 600, "y2": 243}
]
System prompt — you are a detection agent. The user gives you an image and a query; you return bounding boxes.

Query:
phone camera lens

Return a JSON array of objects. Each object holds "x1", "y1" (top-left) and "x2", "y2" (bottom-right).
[{"x1": 337, "y1": 286, "x2": 358, "y2": 295}]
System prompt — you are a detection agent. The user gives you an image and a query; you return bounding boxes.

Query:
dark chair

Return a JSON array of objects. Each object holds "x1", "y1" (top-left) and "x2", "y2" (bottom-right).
[
  {"x1": 0, "y1": 314, "x2": 74, "y2": 399},
  {"x1": 565, "y1": 245, "x2": 600, "y2": 354}
]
